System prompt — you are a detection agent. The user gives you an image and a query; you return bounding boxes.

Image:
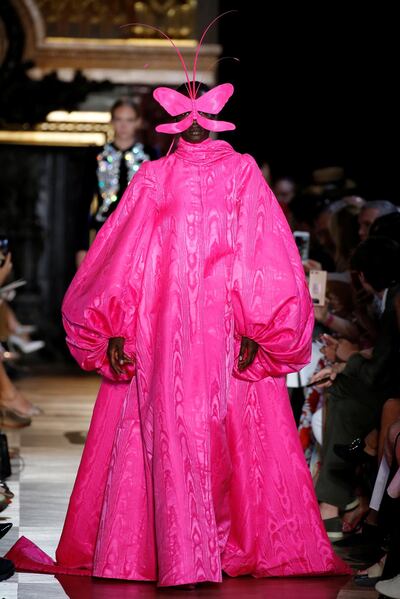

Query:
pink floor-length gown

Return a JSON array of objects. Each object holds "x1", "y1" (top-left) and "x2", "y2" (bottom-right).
[{"x1": 6, "y1": 138, "x2": 350, "y2": 585}]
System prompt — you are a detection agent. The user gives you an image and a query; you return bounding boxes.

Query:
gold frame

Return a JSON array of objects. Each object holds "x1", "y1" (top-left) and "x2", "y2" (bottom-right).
[{"x1": 0, "y1": 130, "x2": 107, "y2": 147}]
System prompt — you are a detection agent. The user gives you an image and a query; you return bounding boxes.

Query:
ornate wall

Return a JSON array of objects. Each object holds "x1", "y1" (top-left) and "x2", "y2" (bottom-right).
[
  {"x1": 0, "y1": 0, "x2": 220, "y2": 354},
  {"x1": 12, "y1": 0, "x2": 219, "y2": 84}
]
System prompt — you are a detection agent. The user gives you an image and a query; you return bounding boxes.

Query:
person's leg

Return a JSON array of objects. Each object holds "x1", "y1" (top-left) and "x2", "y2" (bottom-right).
[
  {"x1": 0, "y1": 303, "x2": 11, "y2": 341},
  {"x1": 316, "y1": 390, "x2": 379, "y2": 516},
  {"x1": 379, "y1": 473, "x2": 400, "y2": 579},
  {"x1": 379, "y1": 399, "x2": 400, "y2": 461},
  {"x1": 4, "y1": 302, "x2": 21, "y2": 333},
  {"x1": 0, "y1": 361, "x2": 37, "y2": 416}
]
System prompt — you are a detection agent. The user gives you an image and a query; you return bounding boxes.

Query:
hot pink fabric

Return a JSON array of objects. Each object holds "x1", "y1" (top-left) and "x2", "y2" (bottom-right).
[
  {"x1": 153, "y1": 84, "x2": 235, "y2": 133},
  {"x1": 6, "y1": 138, "x2": 350, "y2": 585}
]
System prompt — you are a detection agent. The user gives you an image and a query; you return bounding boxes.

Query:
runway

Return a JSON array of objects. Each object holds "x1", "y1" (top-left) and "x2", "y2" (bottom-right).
[{"x1": 0, "y1": 374, "x2": 376, "y2": 598}]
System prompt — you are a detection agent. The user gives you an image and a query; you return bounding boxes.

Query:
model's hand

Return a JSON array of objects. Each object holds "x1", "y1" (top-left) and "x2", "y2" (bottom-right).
[
  {"x1": 107, "y1": 337, "x2": 134, "y2": 376},
  {"x1": 238, "y1": 336, "x2": 259, "y2": 371}
]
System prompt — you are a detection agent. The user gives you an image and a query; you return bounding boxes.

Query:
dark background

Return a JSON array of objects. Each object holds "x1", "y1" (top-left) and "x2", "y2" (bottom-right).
[{"x1": 218, "y1": 3, "x2": 398, "y2": 201}]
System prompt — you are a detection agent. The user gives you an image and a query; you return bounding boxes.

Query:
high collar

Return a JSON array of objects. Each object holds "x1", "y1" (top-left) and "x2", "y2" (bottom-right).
[{"x1": 174, "y1": 137, "x2": 235, "y2": 164}]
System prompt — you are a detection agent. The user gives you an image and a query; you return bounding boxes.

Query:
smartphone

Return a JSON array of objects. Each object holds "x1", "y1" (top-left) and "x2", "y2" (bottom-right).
[
  {"x1": 305, "y1": 375, "x2": 332, "y2": 387},
  {"x1": 0, "y1": 238, "x2": 9, "y2": 267},
  {"x1": 309, "y1": 269, "x2": 327, "y2": 306},
  {"x1": 293, "y1": 231, "x2": 310, "y2": 261}
]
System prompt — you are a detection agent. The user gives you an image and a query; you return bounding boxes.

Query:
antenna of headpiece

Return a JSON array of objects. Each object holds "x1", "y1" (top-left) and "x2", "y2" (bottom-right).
[
  {"x1": 122, "y1": 11, "x2": 237, "y2": 99},
  {"x1": 192, "y1": 10, "x2": 237, "y2": 98},
  {"x1": 121, "y1": 22, "x2": 194, "y2": 98}
]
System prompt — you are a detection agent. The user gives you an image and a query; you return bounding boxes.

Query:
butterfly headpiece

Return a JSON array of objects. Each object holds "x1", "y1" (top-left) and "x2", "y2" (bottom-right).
[{"x1": 126, "y1": 13, "x2": 236, "y2": 134}]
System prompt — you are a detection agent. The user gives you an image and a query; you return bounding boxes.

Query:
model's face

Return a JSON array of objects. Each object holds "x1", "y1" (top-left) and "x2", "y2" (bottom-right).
[
  {"x1": 358, "y1": 208, "x2": 380, "y2": 241},
  {"x1": 112, "y1": 106, "x2": 142, "y2": 141},
  {"x1": 175, "y1": 110, "x2": 217, "y2": 144}
]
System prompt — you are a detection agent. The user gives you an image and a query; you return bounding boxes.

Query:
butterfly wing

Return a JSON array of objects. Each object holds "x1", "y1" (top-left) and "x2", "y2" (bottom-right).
[
  {"x1": 153, "y1": 87, "x2": 193, "y2": 116},
  {"x1": 155, "y1": 114, "x2": 194, "y2": 134},
  {"x1": 197, "y1": 115, "x2": 235, "y2": 132},
  {"x1": 195, "y1": 83, "x2": 234, "y2": 114}
]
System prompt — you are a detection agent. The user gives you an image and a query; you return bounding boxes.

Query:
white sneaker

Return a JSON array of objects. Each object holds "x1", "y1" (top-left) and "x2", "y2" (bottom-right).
[
  {"x1": 8, "y1": 335, "x2": 45, "y2": 354},
  {"x1": 376, "y1": 574, "x2": 400, "y2": 599}
]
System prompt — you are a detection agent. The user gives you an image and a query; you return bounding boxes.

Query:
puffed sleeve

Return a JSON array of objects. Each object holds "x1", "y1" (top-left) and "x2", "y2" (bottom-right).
[
  {"x1": 62, "y1": 162, "x2": 157, "y2": 381},
  {"x1": 232, "y1": 155, "x2": 313, "y2": 381}
]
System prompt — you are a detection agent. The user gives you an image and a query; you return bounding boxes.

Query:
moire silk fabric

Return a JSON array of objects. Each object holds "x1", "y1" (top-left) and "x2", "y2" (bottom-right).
[{"x1": 6, "y1": 138, "x2": 349, "y2": 585}]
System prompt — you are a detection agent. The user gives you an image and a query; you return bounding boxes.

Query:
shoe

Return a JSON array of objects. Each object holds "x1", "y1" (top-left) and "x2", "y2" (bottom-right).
[
  {"x1": 8, "y1": 335, "x2": 45, "y2": 354},
  {"x1": 0, "y1": 558, "x2": 15, "y2": 581},
  {"x1": 334, "y1": 437, "x2": 376, "y2": 464},
  {"x1": 0, "y1": 480, "x2": 14, "y2": 499},
  {"x1": 0, "y1": 407, "x2": 32, "y2": 428},
  {"x1": 376, "y1": 573, "x2": 400, "y2": 598},
  {"x1": 323, "y1": 516, "x2": 344, "y2": 540},
  {"x1": 355, "y1": 573, "x2": 382, "y2": 587},
  {"x1": 343, "y1": 498, "x2": 360, "y2": 511},
  {"x1": 0, "y1": 523, "x2": 12, "y2": 539},
  {"x1": 0, "y1": 391, "x2": 42, "y2": 418},
  {"x1": 334, "y1": 522, "x2": 381, "y2": 547},
  {"x1": 9, "y1": 404, "x2": 43, "y2": 417},
  {"x1": 0, "y1": 493, "x2": 11, "y2": 513},
  {"x1": 14, "y1": 324, "x2": 37, "y2": 335},
  {"x1": 342, "y1": 501, "x2": 370, "y2": 533},
  {"x1": 354, "y1": 555, "x2": 386, "y2": 587}
]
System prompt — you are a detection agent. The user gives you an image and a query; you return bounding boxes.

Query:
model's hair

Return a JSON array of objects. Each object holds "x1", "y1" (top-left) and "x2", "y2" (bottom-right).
[
  {"x1": 111, "y1": 98, "x2": 142, "y2": 119},
  {"x1": 350, "y1": 237, "x2": 400, "y2": 291}
]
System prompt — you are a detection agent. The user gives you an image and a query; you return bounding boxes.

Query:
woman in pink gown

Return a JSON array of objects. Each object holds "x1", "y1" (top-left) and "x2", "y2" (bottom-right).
[{"x1": 6, "y1": 81, "x2": 349, "y2": 586}]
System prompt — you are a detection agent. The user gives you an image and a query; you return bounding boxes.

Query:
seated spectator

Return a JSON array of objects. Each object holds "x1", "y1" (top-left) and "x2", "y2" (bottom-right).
[
  {"x1": 353, "y1": 419, "x2": 400, "y2": 593},
  {"x1": 358, "y1": 200, "x2": 398, "y2": 241},
  {"x1": 290, "y1": 194, "x2": 336, "y2": 271},
  {"x1": 310, "y1": 237, "x2": 400, "y2": 539},
  {"x1": 0, "y1": 250, "x2": 42, "y2": 421},
  {"x1": 259, "y1": 160, "x2": 272, "y2": 185},
  {"x1": 314, "y1": 197, "x2": 364, "y2": 272},
  {"x1": 272, "y1": 176, "x2": 297, "y2": 222},
  {"x1": 369, "y1": 210, "x2": 400, "y2": 243}
]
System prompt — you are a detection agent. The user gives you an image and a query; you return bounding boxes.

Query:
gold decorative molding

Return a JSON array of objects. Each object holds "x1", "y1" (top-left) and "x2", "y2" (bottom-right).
[
  {"x1": 11, "y1": 0, "x2": 220, "y2": 83},
  {"x1": 33, "y1": 0, "x2": 196, "y2": 40},
  {"x1": 0, "y1": 111, "x2": 111, "y2": 146},
  {"x1": 132, "y1": 0, "x2": 196, "y2": 39},
  {"x1": 46, "y1": 110, "x2": 110, "y2": 123},
  {"x1": 43, "y1": 37, "x2": 198, "y2": 48},
  {"x1": 0, "y1": 130, "x2": 107, "y2": 146}
]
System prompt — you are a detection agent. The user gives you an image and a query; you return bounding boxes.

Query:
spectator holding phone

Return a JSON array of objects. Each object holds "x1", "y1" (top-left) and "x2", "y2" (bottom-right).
[{"x1": 310, "y1": 237, "x2": 400, "y2": 538}]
